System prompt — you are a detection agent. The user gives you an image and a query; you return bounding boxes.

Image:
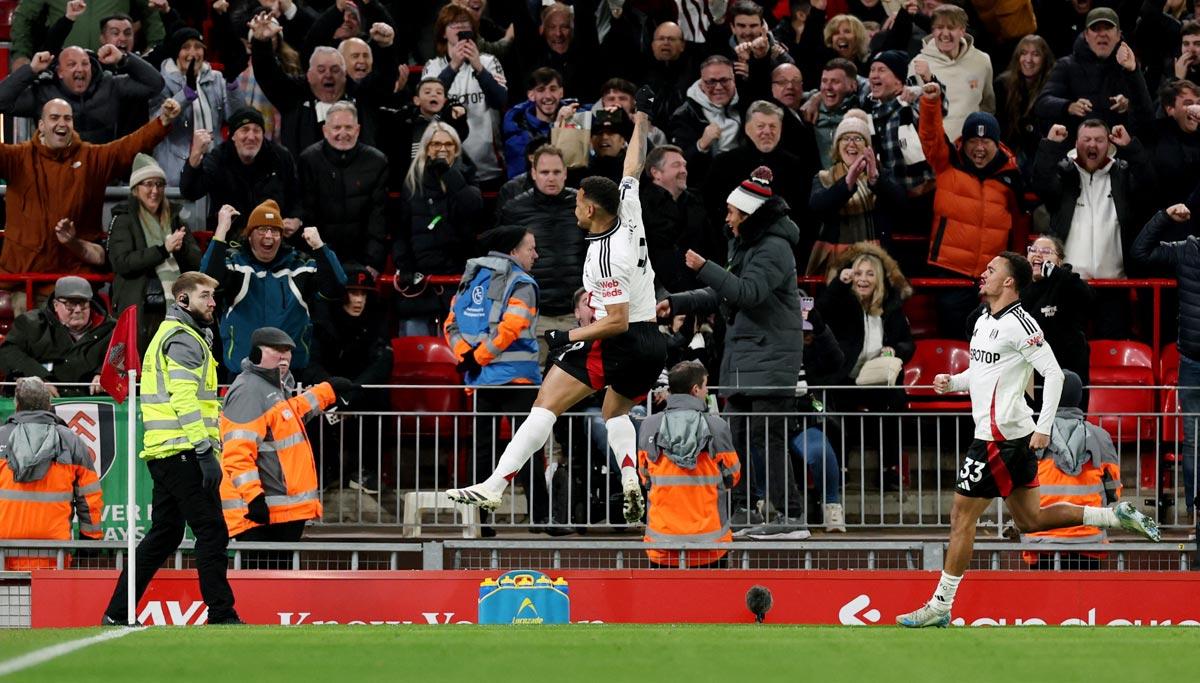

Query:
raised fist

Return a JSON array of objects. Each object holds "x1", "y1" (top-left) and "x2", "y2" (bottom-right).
[
  {"x1": 97, "y1": 43, "x2": 123, "y2": 65},
  {"x1": 29, "y1": 51, "x2": 53, "y2": 73},
  {"x1": 1046, "y1": 124, "x2": 1068, "y2": 143}
]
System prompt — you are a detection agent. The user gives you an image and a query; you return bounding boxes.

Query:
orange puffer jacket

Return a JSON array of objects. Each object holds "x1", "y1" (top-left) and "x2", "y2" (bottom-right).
[{"x1": 920, "y1": 95, "x2": 1022, "y2": 278}]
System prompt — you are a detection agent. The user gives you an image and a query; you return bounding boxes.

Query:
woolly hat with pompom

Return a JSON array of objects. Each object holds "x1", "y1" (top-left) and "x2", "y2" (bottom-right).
[
  {"x1": 726, "y1": 166, "x2": 774, "y2": 215},
  {"x1": 834, "y1": 109, "x2": 872, "y2": 146}
]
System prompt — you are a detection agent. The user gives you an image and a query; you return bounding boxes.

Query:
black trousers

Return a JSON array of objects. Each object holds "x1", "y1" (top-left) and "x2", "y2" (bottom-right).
[
  {"x1": 103, "y1": 450, "x2": 238, "y2": 623},
  {"x1": 727, "y1": 395, "x2": 805, "y2": 519},
  {"x1": 472, "y1": 386, "x2": 550, "y2": 524}
]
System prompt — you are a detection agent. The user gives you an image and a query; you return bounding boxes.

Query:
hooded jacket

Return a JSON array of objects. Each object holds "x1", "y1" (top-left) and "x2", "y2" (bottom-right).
[
  {"x1": 0, "y1": 116, "x2": 169, "y2": 275},
  {"x1": 669, "y1": 81, "x2": 742, "y2": 164},
  {"x1": 816, "y1": 242, "x2": 916, "y2": 383},
  {"x1": 637, "y1": 393, "x2": 741, "y2": 566},
  {"x1": 908, "y1": 34, "x2": 995, "y2": 141},
  {"x1": 1032, "y1": 136, "x2": 1153, "y2": 274},
  {"x1": 298, "y1": 140, "x2": 390, "y2": 271},
  {"x1": 0, "y1": 294, "x2": 115, "y2": 392},
  {"x1": 0, "y1": 51, "x2": 164, "y2": 144},
  {"x1": 0, "y1": 409, "x2": 102, "y2": 541},
  {"x1": 501, "y1": 99, "x2": 554, "y2": 179},
  {"x1": 1034, "y1": 34, "x2": 1154, "y2": 133},
  {"x1": 496, "y1": 186, "x2": 582, "y2": 315},
  {"x1": 668, "y1": 196, "x2": 805, "y2": 397},
  {"x1": 920, "y1": 95, "x2": 1022, "y2": 277},
  {"x1": 151, "y1": 59, "x2": 245, "y2": 185}
]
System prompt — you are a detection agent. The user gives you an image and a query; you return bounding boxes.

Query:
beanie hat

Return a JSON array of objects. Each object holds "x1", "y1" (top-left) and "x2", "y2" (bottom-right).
[
  {"x1": 250, "y1": 326, "x2": 295, "y2": 350},
  {"x1": 227, "y1": 107, "x2": 266, "y2": 136},
  {"x1": 834, "y1": 109, "x2": 872, "y2": 145},
  {"x1": 128, "y1": 152, "x2": 166, "y2": 190},
  {"x1": 726, "y1": 166, "x2": 774, "y2": 215},
  {"x1": 168, "y1": 27, "x2": 204, "y2": 61},
  {"x1": 245, "y1": 199, "x2": 285, "y2": 235},
  {"x1": 1059, "y1": 369, "x2": 1083, "y2": 410},
  {"x1": 961, "y1": 111, "x2": 1001, "y2": 144},
  {"x1": 481, "y1": 225, "x2": 529, "y2": 255},
  {"x1": 870, "y1": 50, "x2": 909, "y2": 82}
]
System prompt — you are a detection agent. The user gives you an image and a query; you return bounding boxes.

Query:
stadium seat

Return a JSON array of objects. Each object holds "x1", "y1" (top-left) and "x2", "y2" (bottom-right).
[
  {"x1": 901, "y1": 293, "x2": 938, "y2": 339},
  {"x1": 401, "y1": 491, "x2": 480, "y2": 538},
  {"x1": 1087, "y1": 387, "x2": 1156, "y2": 442},
  {"x1": 389, "y1": 336, "x2": 468, "y2": 438},
  {"x1": 0, "y1": 0, "x2": 17, "y2": 42},
  {"x1": 902, "y1": 339, "x2": 970, "y2": 411},
  {"x1": 1089, "y1": 339, "x2": 1155, "y2": 386}
]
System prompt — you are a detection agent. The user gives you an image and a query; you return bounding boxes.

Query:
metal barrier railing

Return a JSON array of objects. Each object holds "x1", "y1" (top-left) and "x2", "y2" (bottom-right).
[{"x1": 308, "y1": 384, "x2": 1200, "y2": 534}]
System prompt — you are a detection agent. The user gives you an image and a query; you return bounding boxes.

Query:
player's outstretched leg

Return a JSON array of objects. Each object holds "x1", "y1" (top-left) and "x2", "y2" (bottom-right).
[
  {"x1": 447, "y1": 407, "x2": 558, "y2": 511},
  {"x1": 1114, "y1": 500, "x2": 1161, "y2": 541}
]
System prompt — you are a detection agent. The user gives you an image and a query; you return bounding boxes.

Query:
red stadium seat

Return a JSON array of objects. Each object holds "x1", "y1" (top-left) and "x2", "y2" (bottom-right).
[
  {"x1": 1087, "y1": 387, "x2": 1156, "y2": 442},
  {"x1": 1088, "y1": 339, "x2": 1155, "y2": 386},
  {"x1": 0, "y1": 0, "x2": 18, "y2": 42},
  {"x1": 902, "y1": 339, "x2": 971, "y2": 411},
  {"x1": 389, "y1": 336, "x2": 468, "y2": 437},
  {"x1": 902, "y1": 293, "x2": 938, "y2": 339}
]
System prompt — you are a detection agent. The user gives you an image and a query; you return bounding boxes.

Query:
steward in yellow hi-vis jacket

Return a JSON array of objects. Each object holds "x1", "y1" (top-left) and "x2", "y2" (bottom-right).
[
  {"x1": 102, "y1": 272, "x2": 242, "y2": 625},
  {"x1": 219, "y1": 327, "x2": 353, "y2": 541},
  {"x1": 638, "y1": 361, "x2": 740, "y2": 568}
]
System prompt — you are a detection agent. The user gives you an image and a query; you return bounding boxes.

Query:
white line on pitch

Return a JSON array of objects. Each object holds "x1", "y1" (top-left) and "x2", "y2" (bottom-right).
[{"x1": 0, "y1": 627, "x2": 146, "y2": 677}]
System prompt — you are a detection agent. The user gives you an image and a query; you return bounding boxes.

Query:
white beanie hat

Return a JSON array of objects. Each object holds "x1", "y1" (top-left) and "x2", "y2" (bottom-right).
[
  {"x1": 834, "y1": 109, "x2": 872, "y2": 145},
  {"x1": 129, "y1": 153, "x2": 166, "y2": 190},
  {"x1": 726, "y1": 166, "x2": 774, "y2": 215}
]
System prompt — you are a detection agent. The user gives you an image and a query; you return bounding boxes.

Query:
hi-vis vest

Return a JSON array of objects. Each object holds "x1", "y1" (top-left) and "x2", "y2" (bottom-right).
[
  {"x1": 141, "y1": 317, "x2": 220, "y2": 460},
  {"x1": 446, "y1": 255, "x2": 540, "y2": 386}
]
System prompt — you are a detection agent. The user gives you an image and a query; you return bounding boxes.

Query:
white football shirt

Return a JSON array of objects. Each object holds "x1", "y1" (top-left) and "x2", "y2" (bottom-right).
[
  {"x1": 582, "y1": 176, "x2": 658, "y2": 324},
  {"x1": 948, "y1": 301, "x2": 1065, "y2": 441}
]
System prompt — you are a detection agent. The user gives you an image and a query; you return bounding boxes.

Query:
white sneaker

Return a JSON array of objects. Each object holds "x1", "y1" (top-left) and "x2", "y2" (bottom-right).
[
  {"x1": 896, "y1": 602, "x2": 951, "y2": 628},
  {"x1": 1114, "y1": 501, "x2": 1161, "y2": 542},
  {"x1": 622, "y1": 480, "x2": 645, "y2": 524},
  {"x1": 445, "y1": 483, "x2": 502, "y2": 512},
  {"x1": 824, "y1": 503, "x2": 846, "y2": 533}
]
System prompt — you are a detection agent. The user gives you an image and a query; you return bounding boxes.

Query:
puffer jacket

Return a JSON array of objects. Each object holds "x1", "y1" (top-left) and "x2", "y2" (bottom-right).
[
  {"x1": 496, "y1": 186, "x2": 582, "y2": 315},
  {"x1": 1131, "y1": 210, "x2": 1200, "y2": 361},
  {"x1": 394, "y1": 158, "x2": 483, "y2": 278},
  {"x1": 501, "y1": 100, "x2": 553, "y2": 179},
  {"x1": 298, "y1": 140, "x2": 390, "y2": 271},
  {"x1": 151, "y1": 59, "x2": 245, "y2": 185},
  {"x1": 1034, "y1": 34, "x2": 1154, "y2": 133},
  {"x1": 920, "y1": 95, "x2": 1022, "y2": 277},
  {"x1": 668, "y1": 196, "x2": 804, "y2": 397},
  {"x1": 201, "y1": 239, "x2": 347, "y2": 374},
  {"x1": 816, "y1": 242, "x2": 916, "y2": 383},
  {"x1": 0, "y1": 50, "x2": 164, "y2": 143},
  {"x1": 970, "y1": 0, "x2": 1037, "y2": 43},
  {"x1": 0, "y1": 295, "x2": 115, "y2": 393}
]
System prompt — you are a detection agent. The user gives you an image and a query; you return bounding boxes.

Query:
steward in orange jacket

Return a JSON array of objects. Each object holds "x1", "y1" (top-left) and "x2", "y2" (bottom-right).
[
  {"x1": 219, "y1": 327, "x2": 352, "y2": 540},
  {"x1": 1023, "y1": 370, "x2": 1121, "y2": 566},
  {"x1": 919, "y1": 89, "x2": 1022, "y2": 279},
  {"x1": 0, "y1": 377, "x2": 102, "y2": 570},
  {"x1": 638, "y1": 362, "x2": 741, "y2": 568}
]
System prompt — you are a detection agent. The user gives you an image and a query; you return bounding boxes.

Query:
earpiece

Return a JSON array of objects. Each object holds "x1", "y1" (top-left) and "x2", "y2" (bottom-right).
[{"x1": 179, "y1": 293, "x2": 190, "y2": 307}]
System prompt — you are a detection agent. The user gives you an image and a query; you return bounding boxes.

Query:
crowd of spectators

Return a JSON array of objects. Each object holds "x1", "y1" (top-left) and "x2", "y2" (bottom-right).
[{"x1": 0, "y1": 0, "x2": 1198, "y2": 531}]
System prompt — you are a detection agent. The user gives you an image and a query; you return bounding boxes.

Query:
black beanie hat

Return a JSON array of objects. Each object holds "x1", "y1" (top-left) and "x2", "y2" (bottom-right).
[
  {"x1": 227, "y1": 107, "x2": 266, "y2": 135},
  {"x1": 168, "y1": 27, "x2": 204, "y2": 61},
  {"x1": 481, "y1": 226, "x2": 529, "y2": 255},
  {"x1": 870, "y1": 50, "x2": 909, "y2": 82}
]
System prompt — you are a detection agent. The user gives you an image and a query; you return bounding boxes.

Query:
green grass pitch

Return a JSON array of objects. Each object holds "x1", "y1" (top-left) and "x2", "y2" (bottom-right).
[{"x1": 3, "y1": 625, "x2": 1199, "y2": 682}]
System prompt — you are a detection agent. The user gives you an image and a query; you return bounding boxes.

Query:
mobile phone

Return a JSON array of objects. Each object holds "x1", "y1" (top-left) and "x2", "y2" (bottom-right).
[
  {"x1": 457, "y1": 30, "x2": 475, "y2": 42},
  {"x1": 1042, "y1": 261, "x2": 1055, "y2": 278},
  {"x1": 800, "y1": 296, "x2": 814, "y2": 331}
]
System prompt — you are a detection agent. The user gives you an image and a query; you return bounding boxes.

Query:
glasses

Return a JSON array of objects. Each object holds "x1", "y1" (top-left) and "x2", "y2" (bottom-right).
[
  {"x1": 1026, "y1": 246, "x2": 1055, "y2": 255},
  {"x1": 253, "y1": 226, "x2": 283, "y2": 236},
  {"x1": 54, "y1": 298, "x2": 89, "y2": 310},
  {"x1": 772, "y1": 78, "x2": 803, "y2": 87},
  {"x1": 139, "y1": 180, "x2": 166, "y2": 190},
  {"x1": 840, "y1": 134, "x2": 866, "y2": 144},
  {"x1": 428, "y1": 141, "x2": 457, "y2": 150},
  {"x1": 702, "y1": 77, "x2": 733, "y2": 88}
]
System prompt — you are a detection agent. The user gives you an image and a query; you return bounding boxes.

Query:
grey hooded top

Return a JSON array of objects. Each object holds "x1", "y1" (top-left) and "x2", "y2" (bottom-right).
[{"x1": 0, "y1": 410, "x2": 93, "y2": 483}]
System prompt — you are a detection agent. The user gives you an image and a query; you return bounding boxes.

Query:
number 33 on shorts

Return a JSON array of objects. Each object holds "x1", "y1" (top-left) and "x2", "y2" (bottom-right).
[{"x1": 957, "y1": 457, "x2": 985, "y2": 490}]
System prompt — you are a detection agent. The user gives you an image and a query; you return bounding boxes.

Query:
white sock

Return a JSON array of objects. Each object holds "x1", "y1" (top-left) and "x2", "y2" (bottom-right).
[
  {"x1": 929, "y1": 571, "x2": 961, "y2": 611},
  {"x1": 482, "y1": 407, "x2": 556, "y2": 494},
  {"x1": 606, "y1": 415, "x2": 638, "y2": 485},
  {"x1": 1083, "y1": 505, "x2": 1120, "y2": 528}
]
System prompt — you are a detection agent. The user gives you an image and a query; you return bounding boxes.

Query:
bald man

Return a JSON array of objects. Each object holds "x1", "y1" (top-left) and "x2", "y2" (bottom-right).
[
  {"x1": 339, "y1": 37, "x2": 374, "y2": 82},
  {"x1": 0, "y1": 45, "x2": 163, "y2": 143}
]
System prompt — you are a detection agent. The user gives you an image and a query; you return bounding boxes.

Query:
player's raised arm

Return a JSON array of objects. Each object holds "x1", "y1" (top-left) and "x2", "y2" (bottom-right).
[{"x1": 623, "y1": 111, "x2": 649, "y2": 179}]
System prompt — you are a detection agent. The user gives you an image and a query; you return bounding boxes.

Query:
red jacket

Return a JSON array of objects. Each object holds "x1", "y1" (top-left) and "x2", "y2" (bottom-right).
[{"x1": 920, "y1": 96, "x2": 1021, "y2": 278}]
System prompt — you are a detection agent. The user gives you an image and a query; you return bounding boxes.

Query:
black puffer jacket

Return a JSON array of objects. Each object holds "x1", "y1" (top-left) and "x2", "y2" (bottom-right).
[
  {"x1": 1034, "y1": 34, "x2": 1154, "y2": 133},
  {"x1": 496, "y1": 186, "x2": 582, "y2": 316},
  {"x1": 298, "y1": 140, "x2": 389, "y2": 271},
  {"x1": 1132, "y1": 210, "x2": 1200, "y2": 361},
  {"x1": 394, "y1": 158, "x2": 483, "y2": 278},
  {"x1": 669, "y1": 196, "x2": 805, "y2": 398},
  {"x1": 1020, "y1": 263, "x2": 1093, "y2": 385},
  {"x1": 179, "y1": 139, "x2": 302, "y2": 233}
]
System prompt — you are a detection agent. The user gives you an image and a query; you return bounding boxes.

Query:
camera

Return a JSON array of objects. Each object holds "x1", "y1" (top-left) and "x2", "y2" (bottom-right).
[{"x1": 457, "y1": 30, "x2": 476, "y2": 42}]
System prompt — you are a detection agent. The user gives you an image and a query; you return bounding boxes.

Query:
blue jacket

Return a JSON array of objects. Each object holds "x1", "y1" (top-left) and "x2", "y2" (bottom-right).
[
  {"x1": 201, "y1": 239, "x2": 347, "y2": 373},
  {"x1": 445, "y1": 254, "x2": 541, "y2": 386},
  {"x1": 501, "y1": 100, "x2": 553, "y2": 179}
]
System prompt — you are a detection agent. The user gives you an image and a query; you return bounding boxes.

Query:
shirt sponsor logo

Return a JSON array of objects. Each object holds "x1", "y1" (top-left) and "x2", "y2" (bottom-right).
[
  {"x1": 1025, "y1": 334, "x2": 1044, "y2": 347},
  {"x1": 971, "y1": 348, "x2": 1000, "y2": 363}
]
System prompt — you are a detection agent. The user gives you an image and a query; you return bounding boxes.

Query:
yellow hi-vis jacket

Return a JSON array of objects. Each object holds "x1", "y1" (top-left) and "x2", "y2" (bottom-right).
[{"x1": 140, "y1": 305, "x2": 220, "y2": 460}]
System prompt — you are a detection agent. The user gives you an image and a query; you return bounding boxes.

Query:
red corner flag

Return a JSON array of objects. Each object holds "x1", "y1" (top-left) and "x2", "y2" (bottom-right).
[{"x1": 99, "y1": 306, "x2": 141, "y2": 403}]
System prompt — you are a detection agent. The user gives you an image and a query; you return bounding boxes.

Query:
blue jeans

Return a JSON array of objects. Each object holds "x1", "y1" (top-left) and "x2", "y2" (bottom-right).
[
  {"x1": 790, "y1": 427, "x2": 842, "y2": 504},
  {"x1": 1179, "y1": 355, "x2": 1200, "y2": 511}
]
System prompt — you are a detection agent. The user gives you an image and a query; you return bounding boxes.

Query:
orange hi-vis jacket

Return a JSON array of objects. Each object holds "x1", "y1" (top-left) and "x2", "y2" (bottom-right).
[
  {"x1": 1022, "y1": 407, "x2": 1121, "y2": 561},
  {"x1": 0, "y1": 410, "x2": 103, "y2": 569},
  {"x1": 219, "y1": 359, "x2": 336, "y2": 537},
  {"x1": 637, "y1": 394, "x2": 741, "y2": 567}
]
